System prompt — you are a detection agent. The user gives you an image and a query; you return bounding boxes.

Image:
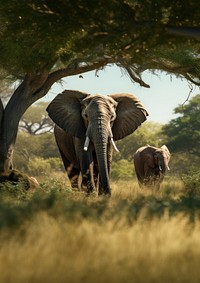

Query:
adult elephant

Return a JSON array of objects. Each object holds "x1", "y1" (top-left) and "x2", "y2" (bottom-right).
[
  {"x1": 133, "y1": 145, "x2": 171, "y2": 189},
  {"x1": 47, "y1": 90, "x2": 148, "y2": 195}
]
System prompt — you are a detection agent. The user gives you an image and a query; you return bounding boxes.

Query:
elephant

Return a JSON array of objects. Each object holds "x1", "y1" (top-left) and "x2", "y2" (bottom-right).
[
  {"x1": 133, "y1": 145, "x2": 170, "y2": 189},
  {"x1": 46, "y1": 90, "x2": 148, "y2": 195}
]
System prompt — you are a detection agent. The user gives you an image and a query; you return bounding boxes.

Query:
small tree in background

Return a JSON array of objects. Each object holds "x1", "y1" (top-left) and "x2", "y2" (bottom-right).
[
  {"x1": 162, "y1": 94, "x2": 200, "y2": 175},
  {"x1": 162, "y1": 94, "x2": 200, "y2": 156},
  {"x1": 19, "y1": 102, "x2": 54, "y2": 135}
]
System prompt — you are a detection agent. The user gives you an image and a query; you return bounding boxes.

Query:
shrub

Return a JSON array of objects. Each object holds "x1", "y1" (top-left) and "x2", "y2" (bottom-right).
[
  {"x1": 27, "y1": 157, "x2": 64, "y2": 176},
  {"x1": 111, "y1": 159, "x2": 134, "y2": 180},
  {"x1": 46, "y1": 158, "x2": 63, "y2": 171},
  {"x1": 28, "y1": 157, "x2": 52, "y2": 176},
  {"x1": 181, "y1": 169, "x2": 200, "y2": 196}
]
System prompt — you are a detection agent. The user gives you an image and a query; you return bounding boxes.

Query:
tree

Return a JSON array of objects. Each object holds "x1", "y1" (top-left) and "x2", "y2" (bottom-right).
[
  {"x1": 19, "y1": 102, "x2": 54, "y2": 134},
  {"x1": 162, "y1": 94, "x2": 200, "y2": 155},
  {"x1": 0, "y1": 0, "x2": 199, "y2": 177}
]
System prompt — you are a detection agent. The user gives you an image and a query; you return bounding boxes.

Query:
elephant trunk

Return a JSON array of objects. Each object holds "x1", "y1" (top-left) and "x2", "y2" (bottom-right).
[
  {"x1": 95, "y1": 138, "x2": 111, "y2": 195},
  {"x1": 158, "y1": 155, "x2": 169, "y2": 174},
  {"x1": 86, "y1": 117, "x2": 112, "y2": 195}
]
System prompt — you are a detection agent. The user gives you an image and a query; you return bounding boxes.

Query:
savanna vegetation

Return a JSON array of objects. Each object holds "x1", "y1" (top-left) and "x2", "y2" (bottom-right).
[
  {"x1": 1, "y1": 176, "x2": 200, "y2": 283},
  {"x1": 0, "y1": 94, "x2": 197, "y2": 283},
  {"x1": 0, "y1": 1, "x2": 200, "y2": 282}
]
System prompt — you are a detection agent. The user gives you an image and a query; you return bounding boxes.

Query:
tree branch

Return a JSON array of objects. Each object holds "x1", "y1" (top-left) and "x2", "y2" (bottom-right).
[
  {"x1": 124, "y1": 66, "x2": 150, "y2": 88},
  {"x1": 44, "y1": 59, "x2": 115, "y2": 93},
  {"x1": 165, "y1": 26, "x2": 200, "y2": 41}
]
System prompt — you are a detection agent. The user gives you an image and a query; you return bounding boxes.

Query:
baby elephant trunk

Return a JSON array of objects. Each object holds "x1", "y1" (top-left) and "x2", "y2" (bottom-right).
[{"x1": 157, "y1": 154, "x2": 169, "y2": 173}]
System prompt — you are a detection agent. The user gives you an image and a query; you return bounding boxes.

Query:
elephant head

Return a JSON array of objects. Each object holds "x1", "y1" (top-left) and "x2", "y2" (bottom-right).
[
  {"x1": 47, "y1": 90, "x2": 148, "y2": 194},
  {"x1": 153, "y1": 145, "x2": 170, "y2": 174}
]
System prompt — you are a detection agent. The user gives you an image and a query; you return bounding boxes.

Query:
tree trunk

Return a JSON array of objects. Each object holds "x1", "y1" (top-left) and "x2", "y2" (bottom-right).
[{"x1": 0, "y1": 72, "x2": 49, "y2": 176}]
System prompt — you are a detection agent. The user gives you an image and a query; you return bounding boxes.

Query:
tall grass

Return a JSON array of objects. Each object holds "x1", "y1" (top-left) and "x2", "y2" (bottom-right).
[{"x1": 0, "y1": 177, "x2": 200, "y2": 283}]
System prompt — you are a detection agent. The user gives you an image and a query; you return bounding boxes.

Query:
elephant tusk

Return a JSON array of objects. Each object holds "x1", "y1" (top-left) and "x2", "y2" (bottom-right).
[
  {"x1": 111, "y1": 138, "x2": 119, "y2": 152},
  {"x1": 159, "y1": 165, "x2": 162, "y2": 171},
  {"x1": 167, "y1": 166, "x2": 170, "y2": 170},
  {"x1": 84, "y1": 136, "x2": 90, "y2": 151}
]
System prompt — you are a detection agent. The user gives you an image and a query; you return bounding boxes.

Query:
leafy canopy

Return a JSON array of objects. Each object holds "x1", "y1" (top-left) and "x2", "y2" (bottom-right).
[{"x1": 0, "y1": 0, "x2": 199, "y2": 86}]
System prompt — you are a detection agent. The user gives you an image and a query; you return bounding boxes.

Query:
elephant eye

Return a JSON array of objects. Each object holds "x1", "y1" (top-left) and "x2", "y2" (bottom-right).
[{"x1": 82, "y1": 108, "x2": 88, "y2": 118}]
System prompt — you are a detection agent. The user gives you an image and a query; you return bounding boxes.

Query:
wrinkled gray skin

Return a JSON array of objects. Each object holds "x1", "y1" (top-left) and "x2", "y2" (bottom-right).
[
  {"x1": 133, "y1": 145, "x2": 171, "y2": 189},
  {"x1": 47, "y1": 90, "x2": 148, "y2": 195}
]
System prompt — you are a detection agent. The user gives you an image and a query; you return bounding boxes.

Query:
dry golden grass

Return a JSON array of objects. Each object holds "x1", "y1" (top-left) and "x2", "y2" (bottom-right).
[
  {"x1": 0, "y1": 178, "x2": 199, "y2": 283},
  {"x1": 0, "y1": 212, "x2": 200, "y2": 283},
  {"x1": 111, "y1": 178, "x2": 184, "y2": 199}
]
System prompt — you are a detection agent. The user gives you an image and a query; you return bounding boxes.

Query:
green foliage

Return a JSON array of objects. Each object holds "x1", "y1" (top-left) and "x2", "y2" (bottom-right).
[
  {"x1": 28, "y1": 157, "x2": 52, "y2": 176},
  {"x1": 163, "y1": 94, "x2": 200, "y2": 155},
  {"x1": 111, "y1": 159, "x2": 133, "y2": 180},
  {"x1": 27, "y1": 157, "x2": 63, "y2": 176},
  {"x1": 0, "y1": 181, "x2": 31, "y2": 203},
  {"x1": 181, "y1": 169, "x2": 200, "y2": 197},
  {"x1": 47, "y1": 158, "x2": 63, "y2": 171},
  {"x1": 0, "y1": 0, "x2": 199, "y2": 82},
  {"x1": 169, "y1": 152, "x2": 199, "y2": 176}
]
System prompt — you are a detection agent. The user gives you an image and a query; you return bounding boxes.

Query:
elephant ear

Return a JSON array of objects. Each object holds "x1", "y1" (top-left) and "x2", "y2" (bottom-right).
[
  {"x1": 108, "y1": 93, "x2": 148, "y2": 140},
  {"x1": 46, "y1": 90, "x2": 90, "y2": 138},
  {"x1": 161, "y1": 145, "x2": 170, "y2": 155}
]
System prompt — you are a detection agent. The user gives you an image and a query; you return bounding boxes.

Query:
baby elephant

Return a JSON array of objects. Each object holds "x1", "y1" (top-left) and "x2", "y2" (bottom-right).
[{"x1": 133, "y1": 145, "x2": 170, "y2": 189}]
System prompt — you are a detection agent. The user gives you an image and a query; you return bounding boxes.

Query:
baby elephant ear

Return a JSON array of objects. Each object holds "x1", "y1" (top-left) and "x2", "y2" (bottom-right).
[
  {"x1": 161, "y1": 145, "x2": 170, "y2": 155},
  {"x1": 109, "y1": 93, "x2": 148, "y2": 140},
  {"x1": 46, "y1": 90, "x2": 90, "y2": 138}
]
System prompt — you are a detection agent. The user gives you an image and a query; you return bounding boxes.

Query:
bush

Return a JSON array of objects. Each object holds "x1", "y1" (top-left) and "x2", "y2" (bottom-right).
[
  {"x1": 27, "y1": 156, "x2": 63, "y2": 175},
  {"x1": 28, "y1": 157, "x2": 52, "y2": 176},
  {"x1": 46, "y1": 158, "x2": 63, "y2": 171},
  {"x1": 111, "y1": 159, "x2": 134, "y2": 180},
  {"x1": 181, "y1": 169, "x2": 200, "y2": 196}
]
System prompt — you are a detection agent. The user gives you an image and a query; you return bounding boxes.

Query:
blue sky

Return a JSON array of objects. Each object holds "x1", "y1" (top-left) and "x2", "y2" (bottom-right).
[{"x1": 45, "y1": 64, "x2": 199, "y2": 124}]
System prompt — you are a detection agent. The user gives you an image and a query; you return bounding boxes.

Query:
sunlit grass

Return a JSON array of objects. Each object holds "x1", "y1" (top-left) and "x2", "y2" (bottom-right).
[
  {"x1": 0, "y1": 212, "x2": 200, "y2": 283},
  {"x1": 0, "y1": 176, "x2": 200, "y2": 283},
  {"x1": 111, "y1": 177, "x2": 184, "y2": 200}
]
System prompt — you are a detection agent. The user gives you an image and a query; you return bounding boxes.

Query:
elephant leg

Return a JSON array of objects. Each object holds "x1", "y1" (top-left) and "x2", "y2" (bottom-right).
[
  {"x1": 67, "y1": 164, "x2": 80, "y2": 189},
  {"x1": 79, "y1": 160, "x2": 96, "y2": 193},
  {"x1": 81, "y1": 168, "x2": 95, "y2": 193},
  {"x1": 77, "y1": 148, "x2": 98, "y2": 193}
]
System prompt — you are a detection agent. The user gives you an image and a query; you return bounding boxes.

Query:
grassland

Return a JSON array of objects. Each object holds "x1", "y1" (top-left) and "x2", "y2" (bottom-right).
[{"x1": 0, "y1": 176, "x2": 200, "y2": 283}]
